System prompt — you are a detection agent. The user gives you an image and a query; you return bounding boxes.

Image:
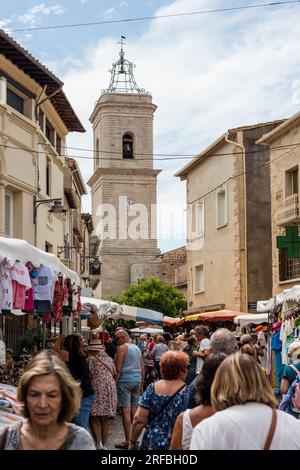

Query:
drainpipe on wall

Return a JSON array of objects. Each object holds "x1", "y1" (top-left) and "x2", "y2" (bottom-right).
[{"x1": 224, "y1": 132, "x2": 248, "y2": 312}]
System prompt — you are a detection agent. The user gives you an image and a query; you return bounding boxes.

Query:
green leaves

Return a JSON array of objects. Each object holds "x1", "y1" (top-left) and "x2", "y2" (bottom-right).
[{"x1": 111, "y1": 277, "x2": 187, "y2": 317}]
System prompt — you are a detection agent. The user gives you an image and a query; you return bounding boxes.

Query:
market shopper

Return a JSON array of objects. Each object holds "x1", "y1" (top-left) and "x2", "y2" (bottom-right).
[
  {"x1": 53, "y1": 334, "x2": 95, "y2": 431},
  {"x1": 183, "y1": 336, "x2": 197, "y2": 385},
  {"x1": 151, "y1": 335, "x2": 169, "y2": 379},
  {"x1": 129, "y1": 351, "x2": 190, "y2": 450},
  {"x1": 280, "y1": 341, "x2": 300, "y2": 394},
  {"x1": 193, "y1": 326, "x2": 211, "y2": 376},
  {"x1": 114, "y1": 329, "x2": 144, "y2": 450},
  {"x1": 209, "y1": 328, "x2": 238, "y2": 355},
  {"x1": 0, "y1": 349, "x2": 95, "y2": 450},
  {"x1": 187, "y1": 327, "x2": 237, "y2": 408},
  {"x1": 170, "y1": 353, "x2": 226, "y2": 450},
  {"x1": 86, "y1": 340, "x2": 117, "y2": 450},
  {"x1": 190, "y1": 353, "x2": 300, "y2": 450}
]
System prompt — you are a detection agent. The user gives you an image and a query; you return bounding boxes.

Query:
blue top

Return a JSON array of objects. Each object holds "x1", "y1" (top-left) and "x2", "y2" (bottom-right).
[
  {"x1": 271, "y1": 331, "x2": 282, "y2": 351},
  {"x1": 139, "y1": 383, "x2": 190, "y2": 450},
  {"x1": 119, "y1": 343, "x2": 142, "y2": 383}
]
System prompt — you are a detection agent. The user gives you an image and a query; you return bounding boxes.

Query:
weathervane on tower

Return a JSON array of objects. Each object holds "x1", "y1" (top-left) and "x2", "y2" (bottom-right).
[{"x1": 103, "y1": 35, "x2": 149, "y2": 95}]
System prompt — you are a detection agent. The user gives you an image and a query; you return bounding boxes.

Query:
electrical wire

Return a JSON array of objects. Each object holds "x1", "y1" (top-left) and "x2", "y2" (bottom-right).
[
  {"x1": 9, "y1": 1, "x2": 300, "y2": 33},
  {"x1": 187, "y1": 144, "x2": 297, "y2": 206},
  {"x1": 0, "y1": 140, "x2": 300, "y2": 162}
]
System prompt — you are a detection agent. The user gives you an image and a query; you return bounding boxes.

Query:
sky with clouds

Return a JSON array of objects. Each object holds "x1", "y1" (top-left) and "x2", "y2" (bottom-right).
[{"x1": 2, "y1": 0, "x2": 300, "y2": 251}]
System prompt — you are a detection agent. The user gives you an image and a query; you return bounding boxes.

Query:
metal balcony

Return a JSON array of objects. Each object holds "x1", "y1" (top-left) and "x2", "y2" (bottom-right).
[{"x1": 277, "y1": 193, "x2": 300, "y2": 226}]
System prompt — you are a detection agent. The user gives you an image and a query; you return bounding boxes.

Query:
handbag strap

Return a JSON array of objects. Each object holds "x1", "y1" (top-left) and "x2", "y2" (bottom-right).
[
  {"x1": 289, "y1": 364, "x2": 300, "y2": 376},
  {"x1": 263, "y1": 409, "x2": 277, "y2": 450},
  {"x1": 0, "y1": 426, "x2": 9, "y2": 450},
  {"x1": 148, "y1": 383, "x2": 186, "y2": 424},
  {"x1": 96, "y1": 356, "x2": 115, "y2": 378}
]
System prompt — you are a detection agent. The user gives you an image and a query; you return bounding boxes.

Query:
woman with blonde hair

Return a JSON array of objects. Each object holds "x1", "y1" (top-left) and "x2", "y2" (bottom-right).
[
  {"x1": 281, "y1": 341, "x2": 300, "y2": 394},
  {"x1": 0, "y1": 349, "x2": 95, "y2": 450},
  {"x1": 190, "y1": 353, "x2": 300, "y2": 450}
]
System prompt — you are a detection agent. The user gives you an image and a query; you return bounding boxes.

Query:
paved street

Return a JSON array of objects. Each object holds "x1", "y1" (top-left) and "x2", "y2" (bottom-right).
[{"x1": 106, "y1": 414, "x2": 125, "y2": 450}]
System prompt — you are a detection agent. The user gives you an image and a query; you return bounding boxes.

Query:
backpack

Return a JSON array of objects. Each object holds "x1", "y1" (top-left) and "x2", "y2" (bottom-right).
[{"x1": 289, "y1": 365, "x2": 300, "y2": 412}]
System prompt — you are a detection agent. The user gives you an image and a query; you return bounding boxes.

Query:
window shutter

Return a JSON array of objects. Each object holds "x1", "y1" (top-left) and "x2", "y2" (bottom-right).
[{"x1": 5, "y1": 194, "x2": 11, "y2": 236}]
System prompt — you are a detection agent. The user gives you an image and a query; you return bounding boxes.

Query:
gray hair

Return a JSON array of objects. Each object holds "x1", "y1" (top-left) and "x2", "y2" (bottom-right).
[
  {"x1": 195, "y1": 325, "x2": 210, "y2": 337},
  {"x1": 210, "y1": 328, "x2": 237, "y2": 355}
]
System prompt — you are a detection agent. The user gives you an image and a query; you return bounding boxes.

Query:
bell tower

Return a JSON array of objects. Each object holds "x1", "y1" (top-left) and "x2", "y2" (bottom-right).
[{"x1": 88, "y1": 38, "x2": 161, "y2": 299}]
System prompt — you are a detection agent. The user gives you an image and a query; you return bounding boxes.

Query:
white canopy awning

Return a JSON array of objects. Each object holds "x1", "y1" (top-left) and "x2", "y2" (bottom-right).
[
  {"x1": 0, "y1": 236, "x2": 80, "y2": 284},
  {"x1": 80, "y1": 296, "x2": 121, "y2": 319},
  {"x1": 130, "y1": 327, "x2": 163, "y2": 335},
  {"x1": 234, "y1": 313, "x2": 269, "y2": 326}
]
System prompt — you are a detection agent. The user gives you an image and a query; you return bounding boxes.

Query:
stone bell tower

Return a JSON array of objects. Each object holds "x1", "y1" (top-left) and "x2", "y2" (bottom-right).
[{"x1": 88, "y1": 38, "x2": 161, "y2": 299}]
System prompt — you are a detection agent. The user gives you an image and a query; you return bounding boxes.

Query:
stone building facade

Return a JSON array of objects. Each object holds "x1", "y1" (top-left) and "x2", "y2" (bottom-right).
[
  {"x1": 0, "y1": 29, "x2": 84, "y2": 261},
  {"x1": 257, "y1": 112, "x2": 300, "y2": 296},
  {"x1": 176, "y1": 120, "x2": 284, "y2": 313},
  {"x1": 88, "y1": 46, "x2": 161, "y2": 299},
  {"x1": 161, "y1": 246, "x2": 187, "y2": 296}
]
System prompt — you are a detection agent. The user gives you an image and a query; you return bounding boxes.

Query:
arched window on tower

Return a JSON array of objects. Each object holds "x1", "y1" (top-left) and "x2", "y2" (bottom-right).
[
  {"x1": 123, "y1": 133, "x2": 134, "y2": 159},
  {"x1": 95, "y1": 138, "x2": 100, "y2": 168}
]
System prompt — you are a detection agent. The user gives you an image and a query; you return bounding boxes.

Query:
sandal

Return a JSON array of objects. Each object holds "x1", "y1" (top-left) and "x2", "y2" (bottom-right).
[{"x1": 114, "y1": 441, "x2": 129, "y2": 449}]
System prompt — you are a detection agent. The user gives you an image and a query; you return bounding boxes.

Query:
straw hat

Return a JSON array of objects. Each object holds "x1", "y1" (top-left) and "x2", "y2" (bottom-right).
[
  {"x1": 87, "y1": 339, "x2": 105, "y2": 351},
  {"x1": 88, "y1": 312, "x2": 101, "y2": 329}
]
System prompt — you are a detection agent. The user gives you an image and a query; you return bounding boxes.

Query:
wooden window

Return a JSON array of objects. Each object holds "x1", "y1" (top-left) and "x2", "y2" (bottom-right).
[
  {"x1": 279, "y1": 249, "x2": 300, "y2": 281},
  {"x1": 5, "y1": 191, "x2": 13, "y2": 237},
  {"x1": 46, "y1": 160, "x2": 51, "y2": 196},
  {"x1": 39, "y1": 109, "x2": 44, "y2": 131},
  {"x1": 285, "y1": 167, "x2": 298, "y2": 197},
  {"x1": 56, "y1": 135, "x2": 62, "y2": 155},
  {"x1": 7, "y1": 88, "x2": 24, "y2": 114},
  {"x1": 45, "y1": 119, "x2": 55, "y2": 146},
  {"x1": 195, "y1": 265, "x2": 204, "y2": 293},
  {"x1": 217, "y1": 189, "x2": 227, "y2": 227},
  {"x1": 196, "y1": 202, "x2": 204, "y2": 236}
]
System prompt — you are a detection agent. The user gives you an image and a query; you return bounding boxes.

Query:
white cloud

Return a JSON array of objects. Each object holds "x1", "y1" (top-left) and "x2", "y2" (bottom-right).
[
  {"x1": 18, "y1": 3, "x2": 66, "y2": 26},
  {"x1": 119, "y1": 1, "x2": 128, "y2": 7},
  {"x1": 59, "y1": 0, "x2": 300, "y2": 250},
  {"x1": 103, "y1": 7, "x2": 115, "y2": 16}
]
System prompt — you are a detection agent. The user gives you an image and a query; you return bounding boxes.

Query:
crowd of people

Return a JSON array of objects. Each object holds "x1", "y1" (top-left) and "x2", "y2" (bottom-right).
[{"x1": 1, "y1": 323, "x2": 300, "y2": 450}]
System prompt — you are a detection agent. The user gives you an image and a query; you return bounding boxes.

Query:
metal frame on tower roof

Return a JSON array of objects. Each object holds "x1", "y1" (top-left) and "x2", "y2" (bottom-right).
[{"x1": 102, "y1": 36, "x2": 150, "y2": 95}]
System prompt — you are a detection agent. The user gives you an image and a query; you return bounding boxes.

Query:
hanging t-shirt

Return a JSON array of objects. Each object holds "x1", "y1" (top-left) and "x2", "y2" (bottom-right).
[
  {"x1": 33, "y1": 265, "x2": 56, "y2": 301},
  {"x1": 10, "y1": 261, "x2": 31, "y2": 290},
  {"x1": 0, "y1": 259, "x2": 13, "y2": 311},
  {"x1": 0, "y1": 339, "x2": 6, "y2": 365}
]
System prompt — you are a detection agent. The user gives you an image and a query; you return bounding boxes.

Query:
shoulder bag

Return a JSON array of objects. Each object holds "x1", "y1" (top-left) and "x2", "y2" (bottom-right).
[
  {"x1": 148, "y1": 383, "x2": 187, "y2": 424},
  {"x1": 263, "y1": 409, "x2": 277, "y2": 450}
]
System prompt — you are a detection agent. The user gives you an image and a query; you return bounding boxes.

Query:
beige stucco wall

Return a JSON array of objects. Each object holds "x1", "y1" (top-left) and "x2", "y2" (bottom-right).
[
  {"x1": 0, "y1": 53, "x2": 70, "y2": 258},
  {"x1": 268, "y1": 123, "x2": 300, "y2": 295},
  {"x1": 185, "y1": 140, "x2": 239, "y2": 310}
]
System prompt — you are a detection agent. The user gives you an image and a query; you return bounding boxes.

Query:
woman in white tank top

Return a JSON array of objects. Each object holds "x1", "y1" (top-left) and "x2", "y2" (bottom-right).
[{"x1": 170, "y1": 353, "x2": 226, "y2": 450}]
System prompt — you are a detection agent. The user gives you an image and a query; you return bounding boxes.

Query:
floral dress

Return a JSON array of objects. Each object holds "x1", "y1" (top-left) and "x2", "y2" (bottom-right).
[
  {"x1": 87, "y1": 353, "x2": 117, "y2": 417},
  {"x1": 139, "y1": 383, "x2": 190, "y2": 450}
]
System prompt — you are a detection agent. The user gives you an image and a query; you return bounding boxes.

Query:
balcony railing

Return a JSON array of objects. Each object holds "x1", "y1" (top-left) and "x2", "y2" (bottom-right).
[{"x1": 277, "y1": 193, "x2": 300, "y2": 226}]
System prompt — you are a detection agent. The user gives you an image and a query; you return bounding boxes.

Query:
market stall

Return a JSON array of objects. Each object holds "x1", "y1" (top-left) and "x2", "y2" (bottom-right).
[
  {"x1": 0, "y1": 236, "x2": 81, "y2": 363},
  {"x1": 234, "y1": 313, "x2": 269, "y2": 326},
  {"x1": 80, "y1": 296, "x2": 164, "y2": 326}
]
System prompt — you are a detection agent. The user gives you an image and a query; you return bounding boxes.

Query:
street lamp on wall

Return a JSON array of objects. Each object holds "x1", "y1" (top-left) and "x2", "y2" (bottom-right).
[{"x1": 33, "y1": 196, "x2": 67, "y2": 224}]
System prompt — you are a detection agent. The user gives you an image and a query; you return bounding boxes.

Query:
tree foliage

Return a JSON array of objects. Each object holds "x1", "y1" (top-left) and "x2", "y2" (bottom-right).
[{"x1": 112, "y1": 277, "x2": 187, "y2": 318}]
